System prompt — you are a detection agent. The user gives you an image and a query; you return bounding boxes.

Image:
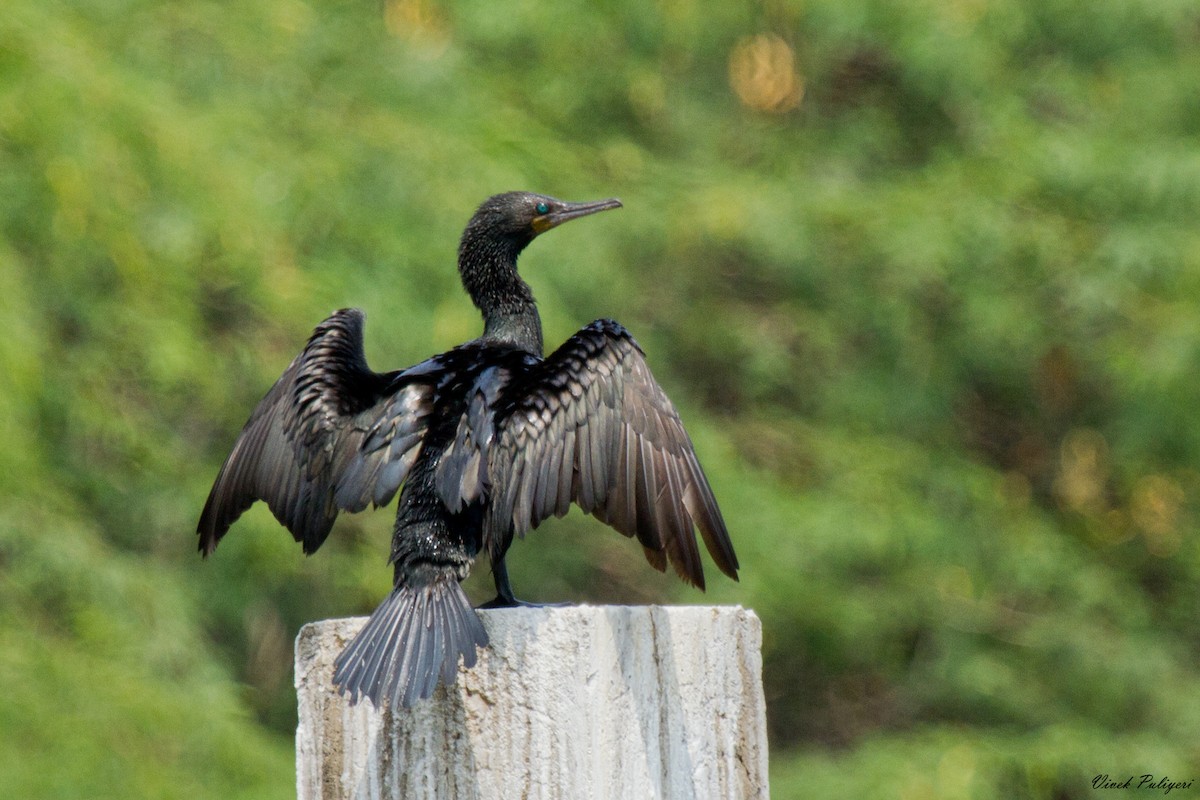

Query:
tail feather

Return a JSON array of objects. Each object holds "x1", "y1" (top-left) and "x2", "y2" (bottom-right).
[{"x1": 333, "y1": 578, "x2": 488, "y2": 708}]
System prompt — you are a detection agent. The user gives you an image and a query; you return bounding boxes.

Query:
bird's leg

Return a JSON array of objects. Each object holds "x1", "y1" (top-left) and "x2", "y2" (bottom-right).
[
  {"x1": 478, "y1": 557, "x2": 568, "y2": 609},
  {"x1": 478, "y1": 557, "x2": 526, "y2": 608}
]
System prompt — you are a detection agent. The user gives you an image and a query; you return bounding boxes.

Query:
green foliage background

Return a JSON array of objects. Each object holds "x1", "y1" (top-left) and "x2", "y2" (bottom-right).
[{"x1": 2, "y1": 0, "x2": 1198, "y2": 797}]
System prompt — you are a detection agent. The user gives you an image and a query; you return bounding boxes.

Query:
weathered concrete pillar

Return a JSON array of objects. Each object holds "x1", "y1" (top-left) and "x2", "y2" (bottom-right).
[{"x1": 295, "y1": 605, "x2": 768, "y2": 800}]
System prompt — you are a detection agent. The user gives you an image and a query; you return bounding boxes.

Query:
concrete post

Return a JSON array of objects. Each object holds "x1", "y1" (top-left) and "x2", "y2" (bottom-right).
[{"x1": 296, "y1": 605, "x2": 768, "y2": 800}]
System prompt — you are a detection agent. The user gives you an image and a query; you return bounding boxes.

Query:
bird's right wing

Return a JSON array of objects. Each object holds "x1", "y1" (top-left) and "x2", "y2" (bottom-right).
[
  {"x1": 197, "y1": 309, "x2": 436, "y2": 556},
  {"x1": 487, "y1": 319, "x2": 739, "y2": 589}
]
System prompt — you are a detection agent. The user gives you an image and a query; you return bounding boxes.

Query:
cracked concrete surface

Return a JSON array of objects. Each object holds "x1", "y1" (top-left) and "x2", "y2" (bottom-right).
[{"x1": 296, "y1": 605, "x2": 768, "y2": 800}]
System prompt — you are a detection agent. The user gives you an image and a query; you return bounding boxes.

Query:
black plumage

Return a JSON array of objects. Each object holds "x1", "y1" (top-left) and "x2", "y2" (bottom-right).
[{"x1": 197, "y1": 191, "x2": 739, "y2": 709}]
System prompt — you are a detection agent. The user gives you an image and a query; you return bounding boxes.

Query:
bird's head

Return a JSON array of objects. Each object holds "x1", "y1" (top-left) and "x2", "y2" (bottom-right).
[
  {"x1": 457, "y1": 192, "x2": 622, "y2": 352},
  {"x1": 460, "y1": 192, "x2": 623, "y2": 258}
]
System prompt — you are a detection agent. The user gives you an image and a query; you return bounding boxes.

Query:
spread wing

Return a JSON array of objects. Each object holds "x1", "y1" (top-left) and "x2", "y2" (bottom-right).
[
  {"x1": 487, "y1": 319, "x2": 739, "y2": 589},
  {"x1": 197, "y1": 308, "x2": 435, "y2": 556}
]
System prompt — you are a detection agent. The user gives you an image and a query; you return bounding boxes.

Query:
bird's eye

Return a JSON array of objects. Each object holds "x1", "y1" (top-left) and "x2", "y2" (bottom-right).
[{"x1": 535, "y1": 202, "x2": 550, "y2": 215}]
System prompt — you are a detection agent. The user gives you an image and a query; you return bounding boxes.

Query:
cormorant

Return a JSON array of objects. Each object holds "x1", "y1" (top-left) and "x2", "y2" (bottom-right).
[{"x1": 197, "y1": 191, "x2": 739, "y2": 709}]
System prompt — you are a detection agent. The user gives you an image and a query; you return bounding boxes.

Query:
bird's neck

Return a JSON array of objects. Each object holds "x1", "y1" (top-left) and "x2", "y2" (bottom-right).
[
  {"x1": 459, "y1": 241, "x2": 544, "y2": 356},
  {"x1": 482, "y1": 306, "x2": 543, "y2": 355}
]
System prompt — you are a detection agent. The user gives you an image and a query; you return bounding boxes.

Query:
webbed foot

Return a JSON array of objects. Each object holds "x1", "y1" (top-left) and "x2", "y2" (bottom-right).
[
  {"x1": 478, "y1": 595, "x2": 569, "y2": 609},
  {"x1": 480, "y1": 558, "x2": 571, "y2": 609}
]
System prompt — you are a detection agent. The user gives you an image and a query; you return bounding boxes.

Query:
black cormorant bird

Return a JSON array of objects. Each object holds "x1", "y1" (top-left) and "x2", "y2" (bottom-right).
[{"x1": 198, "y1": 192, "x2": 739, "y2": 708}]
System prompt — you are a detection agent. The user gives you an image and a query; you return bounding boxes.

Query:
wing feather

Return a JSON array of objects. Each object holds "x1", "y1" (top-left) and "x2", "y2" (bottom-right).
[
  {"x1": 488, "y1": 319, "x2": 739, "y2": 587},
  {"x1": 198, "y1": 309, "x2": 435, "y2": 556}
]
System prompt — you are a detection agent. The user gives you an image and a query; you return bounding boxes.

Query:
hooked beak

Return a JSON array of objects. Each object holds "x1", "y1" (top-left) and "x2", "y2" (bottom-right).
[{"x1": 532, "y1": 198, "x2": 622, "y2": 235}]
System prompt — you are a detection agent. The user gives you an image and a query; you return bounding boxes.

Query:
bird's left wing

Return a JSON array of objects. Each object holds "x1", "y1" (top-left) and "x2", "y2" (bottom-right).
[
  {"x1": 486, "y1": 319, "x2": 739, "y2": 589},
  {"x1": 198, "y1": 309, "x2": 435, "y2": 556}
]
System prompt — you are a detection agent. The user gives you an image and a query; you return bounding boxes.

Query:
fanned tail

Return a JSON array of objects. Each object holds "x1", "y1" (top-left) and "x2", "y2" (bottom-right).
[{"x1": 332, "y1": 578, "x2": 488, "y2": 708}]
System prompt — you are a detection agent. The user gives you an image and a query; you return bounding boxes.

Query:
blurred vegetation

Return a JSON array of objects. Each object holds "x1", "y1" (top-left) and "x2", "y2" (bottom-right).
[{"x1": 2, "y1": 0, "x2": 1198, "y2": 797}]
